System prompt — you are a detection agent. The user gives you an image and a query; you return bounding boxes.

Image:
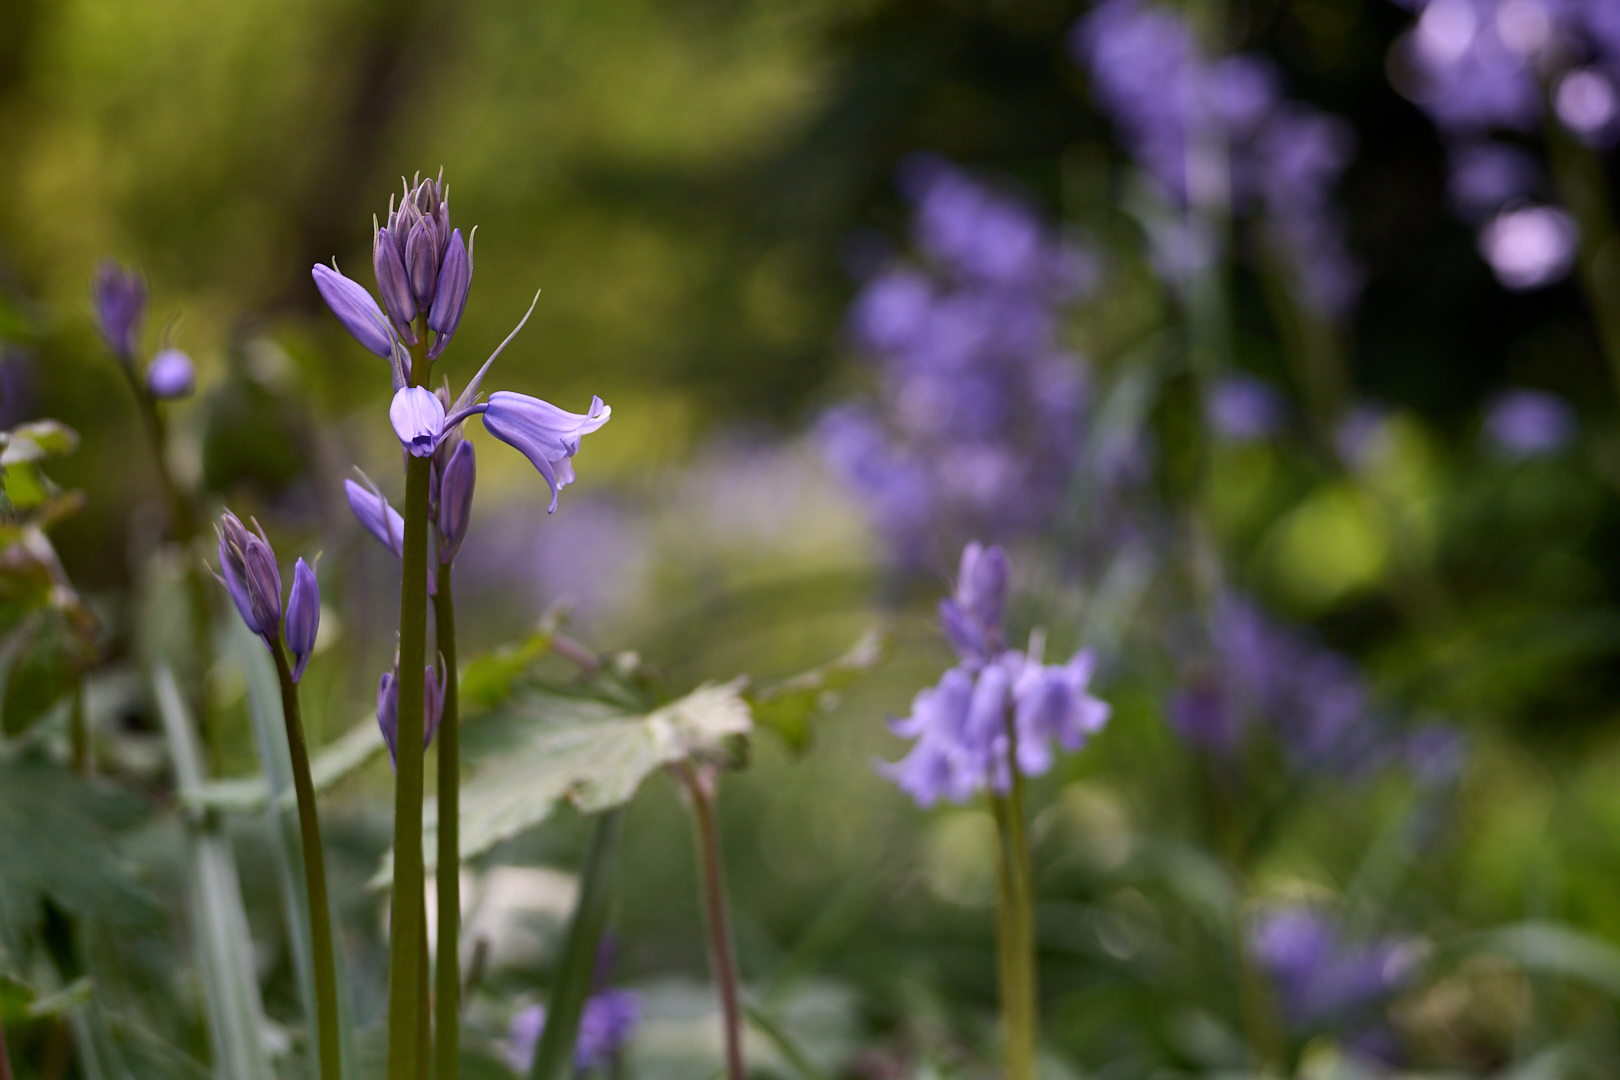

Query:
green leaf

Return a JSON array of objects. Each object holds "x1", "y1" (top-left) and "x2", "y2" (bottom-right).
[
  {"x1": 1476, "y1": 921, "x2": 1620, "y2": 1000},
  {"x1": 0, "y1": 753, "x2": 163, "y2": 949},
  {"x1": 0, "y1": 608, "x2": 97, "y2": 736},
  {"x1": 747, "y1": 630, "x2": 887, "y2": 753},
  {"x1": 460, "y1": 627, "x2": 554, "y2": 712},
  {"x1": 374, "y1": 679, "x2": 752, "y2": 887},
  {"x1": 0, "y1": 421, "x2": 79, "y2": 466}
]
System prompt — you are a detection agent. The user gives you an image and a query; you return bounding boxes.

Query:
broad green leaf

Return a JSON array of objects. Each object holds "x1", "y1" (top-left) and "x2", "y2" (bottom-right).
[
  {"x1": 747, "y1": 630, "x2": 887, "y2": 753},
  {"x1": 0, "y1": 420, "x2": 79, "y2": 465},
  {"x1": 460, "y1": 627, "x2": 554, "y2": 712},
  {"x1": 375, "y1": 679, "x2": 752, "y2": 886},
  {"x1": 1, "y1": 607, "x2": 97, "y2": 736}
]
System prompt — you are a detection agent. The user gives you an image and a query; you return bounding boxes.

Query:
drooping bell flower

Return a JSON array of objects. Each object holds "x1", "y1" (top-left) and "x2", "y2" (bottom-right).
[
  {"x1": 312, "y1": 263, "x2": 394, "y2": 358},
  {"x1": 214, "y1": 511, "x2": 282, "y2": 642},
  {"x1": 481, "y1": 392, "x2": 611, "y2": 512},
  {"x1": 376, "y1": 659, "x2": 448, "y2": 770},
  {"x1": 146, "y1": 348, "x2": 195, "y2": 399},
  {"x1": 390, "y1": 386, "x2": 446, "y2": 458},
  {"x1": 284, "y1": 558, "x2": 320, "y2": 683},
  {"x1": 93, "y1": 261, "x2": 146, "y2": 363},
  {"x1": 436, "y1": 439, "x2": 476, "y2": 564}
]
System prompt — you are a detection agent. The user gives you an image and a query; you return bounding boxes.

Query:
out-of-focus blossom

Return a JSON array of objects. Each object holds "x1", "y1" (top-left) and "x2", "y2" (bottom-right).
[
  {"x1": 884, "y1": 543, "x2": 1110, "y2": 806},
  {"x1": 145, "y1": 348, "x2": 195, "y2": 399},
  {"x1": 1555, "y1": 68, "x2": 1619, "y2": 144},
  {"x1": 1335, "y1": 403, "x2": 1391, "y2": 471},
  {"x1": 481, "y1": 392, "x2": 612, "y2": 513},
  {"x1": 1405, "y1": 722, "x2": 1466, "y2": 786},
  {"x1": 214, "y1": 511, "x2": 282, "y2": 642},
  {"x1": 93, "y1": 261, "x2": 146, "y2": 362},
  {"x1": 1252, "y1": 907, "x2": 1419, "y2": 1031},
  {"x1": 1207, "y1": 375, "x2": 1284, "y2": 442},
  {"x1": 284, "y1": 558, "x2": 320, "y2": 683},
  {"x1": 506, "y1": 990, "x2": 641, "y2": 1075},
  {"x1": 1478, "y1": 205, "x2": 1578, "y2": 289},
  {"x1": 1483, "y1": 388, "x2": 1577, "y2": 457},
  {"x1": 377, "y1": 660, "x2": 447, "y2": 770},
  {"x1": 1448, "y1": 142, "x2": 1539, "y2": 221}
]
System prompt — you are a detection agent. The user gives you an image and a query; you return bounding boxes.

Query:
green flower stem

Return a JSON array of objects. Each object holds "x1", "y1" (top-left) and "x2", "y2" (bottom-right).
[
  {"x1": 268, "y1": 638, "x2": 342, "y2": 1080},
  {"x1": 679, "y1": 762, "x2": 746, "y2": 1080},
  {"x1": 0, "y1": 1011, "x2": 14, "y2": 1080},
  {"x1": 433, "y1": 563, "x2": 461, "y2": 1080},
  {"x1": 418, "y1": 921, "x2": 432, "y2": 1078},
  {"x1": 387, "y1": 324, "x2": 433, "y2": 1080},
  {"x1": 989, "y1": 773, "x2": 1036, "y2": 1080},
  {"x1": 118, "y1": 366, "x2": 195, "y2": 543}
]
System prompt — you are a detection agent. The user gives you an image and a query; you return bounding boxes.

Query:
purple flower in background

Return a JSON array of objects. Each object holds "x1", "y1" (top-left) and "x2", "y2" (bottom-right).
[
  {"x1": 1555, "y1": 68, "x2": 1620, "y2": 145},
  {"x1": 1448, "y1": 142, "x2": 1539, "y2": 221},
  {"x1": 284, "y1": 558, "x2": 320, "y2": 683},
  {"x1": 377, "y1": 660, "x2": 447, "y2": 770},
  {"x1": 1405, "y1": 722, "x2": 1466, "y2": 786},
  {"x1": 1252, "y1": 907, "x2": 1419, "y2": 1032},
  {"x1": 883, "y1": 543, "x2": 1110, "y2": 806},
  {"x1": 214, "y1": 511, "x2": 282, "y2": 642},
  {"x1": 507, "y1": 991, "x2": 641, "y2": 1075},
  {"x1": 480, "y1": 392, "x2": 612, "y2": 513},
  {"x1": 145, "y1": 348, "x2": 195, "y2": 400},
  {"x1": 1477, "y1": 205, "x2": 1578, "y2": 290},
  {"x1": 1207, "y1": 375, "x2": 1284, "y2": 442},
  {"x1": 93, "y1": 261, "x2": 146, "y2": 362},
  {"x1": 1483, "y1": 388, "x2": 1577, "y2": 457}
]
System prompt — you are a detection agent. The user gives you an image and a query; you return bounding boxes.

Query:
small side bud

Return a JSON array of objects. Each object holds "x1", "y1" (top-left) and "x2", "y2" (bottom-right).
[
  {"x1": 285, "y1": 558, "x2": 320, "y2": 683},
  {"x1": 312, "y1": 264, "x2": 394, "y2": 358},
  {"x1": 214, "y1": 510, "x2": 282, "y2": 641},
  {"x1": 426, "y1": 229, "x2": 470, "y2": 359},
  {"x1": 437, "y1": 440, "x2": 476, "y2": 564},
  {"x1": 146, "y1": 348, "x2": 195, "y2": 400},
  {"x1": 376, "y1": 660, "x2": 448, "y2": 771}
]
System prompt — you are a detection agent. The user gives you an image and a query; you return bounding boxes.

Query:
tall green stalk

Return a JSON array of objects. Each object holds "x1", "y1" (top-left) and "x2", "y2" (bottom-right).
[
  {"x1": 268, "y1": 639, "x2": 342, "y2": 1080},
  {"x1": 433, "y1": 564, "x2": 461, "y2": 1080},
  {"x1": 388, "y1": 324, "x2": 433, "y2": 1080},
  {"x1": 680, "y1": 763, "x2": 746, "y2": 1080},
  {"x1": 989, "y1": 770, "x2": 1036, "y2": 1080}
]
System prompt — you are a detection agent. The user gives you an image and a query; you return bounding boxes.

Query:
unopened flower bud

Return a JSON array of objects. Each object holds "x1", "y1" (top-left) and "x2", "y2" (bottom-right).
[
  {"x1": 426, "y1": 229, "x2": 470, "y2": 359},
  {"x1": 390, "y1": 386, "x2": 445, "y2": 458},
  {"x1": 312, "y1": 264, "x2": 394, "y2": 358},
  {"x1": 437, "y1": 440, "x2": 475, "y2": 564},
  {"x1": 372, "y1": 227, "x2": 418, "y2": 343},
  {"x1": 406, "y1": 216, "x2": 441, "y2": 310},
  {"x1": 376, "y1": 660, "x2": 448, "y2": 770},
  {"x1": 215, "y1": 510, "x2": 282, "y2": 641},
  {"x1": 93, "y1": 260, "x2": 146, "y2": 363},
  {"x1": 146, "y1": 348, "x2": 195, "y2": 399},
  {"x1": 285, "y1": 558, "x2": 320, "y2": 682}
]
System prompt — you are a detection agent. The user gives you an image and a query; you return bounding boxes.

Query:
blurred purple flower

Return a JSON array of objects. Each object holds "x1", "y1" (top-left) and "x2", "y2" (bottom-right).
[
  {"x1": 1335, "y1": 403, "x2": 1390, "y2": 471},
  {"x1": 1555, "y1": 68, "x2": 1620, "y2": 145},
  {"x1": 1448, "y1": 142, "x2": 1539, "y2": 221},
  {"x1": 145, "y1": 348, "x2": 195, "y2": 400},
  {"x1": 506, "y1": 990, "x2": 641, "y2": 1075},
  {"x1": 1484, "y1": 388, "x2": 1576, "y2": 457},
  {"x1": 1478, "y1": 205, "x2": 1577, "y2": 290},
  {"x1": 1405, "y1": 722, "x2": 1466, "y2": 786},
  {"x1": 93, "y1": 261, "x2": 146, "y2": 362},
  {"x1": 1207, "y1": 375, "x2": 1284, "y2": 442},
  {"x1": 1252, "y1": 907, "x2": 1418, "y2": 1031}
]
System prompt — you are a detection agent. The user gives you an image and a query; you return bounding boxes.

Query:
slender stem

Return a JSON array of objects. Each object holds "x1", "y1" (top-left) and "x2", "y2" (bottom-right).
[
  {"x1": 269, "y1": 639, "x2": 342, "y2": 1080},
  {"x1": 548, "y1": 632, "x2": 599, "y2": 674},
  {"x1": 117, "y1": 366, "x2": 195, "y2": 543},
  {"x1": 387, "y1": 322, "x2": 433, "y2": 1080},
  {"x1": 0, "y1": 1011, "x2": 14, "y2": 1080},
  {"x1": 418, "y1": 919, "x2": 432, "y2": 1080},
  {"x1": 433, "y1": 564, "x2": 461, "y2": 1080},
  {"x1": 679, "y1": 763, "x2": 746, "y2": 1080},
  {"x1": 989, "y1": 787, "x2": 1036, "y2": 1080}
]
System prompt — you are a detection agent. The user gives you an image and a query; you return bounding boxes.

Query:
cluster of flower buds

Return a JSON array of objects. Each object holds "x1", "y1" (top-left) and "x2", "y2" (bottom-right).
[
  {"x1": 884, "y1": 542, "x2": 1111, "y2": 806},
  {"x1": 93, "y1": 260, "x2": 196, "y2": 400},
  {"x1": 371, "y1": 173, "x2": 471, "y2": 358},
  {"x1": 377, "y1": 658, "x2": 447, "y2": 769},
  {"x1": 213, "y1": 511, "x2": 320, "y2": 682}
]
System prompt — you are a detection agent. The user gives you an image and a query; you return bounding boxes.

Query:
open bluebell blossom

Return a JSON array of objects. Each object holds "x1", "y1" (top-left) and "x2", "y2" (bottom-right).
[
  {"x1": 436, "y1": 439, "x2": 475, "y2": 564},
  {"x1": 377, "y1": 659, "x2": 447, "y2": 770},
  {"x1": 145, "y1": 348, "x2": 195, "y2": 400},
  {"x1": 391, "y1": 386, "x2": 447, "y2": 458},
  {"x1": 883, "y1": 542, "x2": 1110, "y2": 806},
  {"x1": 507, "y1": 990, "x2": 641, "y2": 1075},
  {"x1": 214, "y1": 511, "x2": 282, "y2": 642},
  {"x1": 480, "y1": 392, "x2": 611, "y2": 513},
  {"x1": 312, "y1": 263, "x2": 394, "y2": 358},
  {"x1": 93, "y1": 260, "x2": 146, "y2": 362},
  {"x1": 284, "y1": 558, "x2": 320, "y2": 683}
]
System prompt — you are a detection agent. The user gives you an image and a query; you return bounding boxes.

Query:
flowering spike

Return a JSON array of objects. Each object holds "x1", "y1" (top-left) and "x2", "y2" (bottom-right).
[
  {"x1": 312, "y1": 263, "x2": 394, "y2": 358},
  {"x1": 481, "y1": 392, "x2": 610, "y2": 512},
  {"x1": 285, "y1": 558, "x2": 320, "y2": 682},
  {"x1": 146, "y1": 348, "x2": 195, "y2": 399},
  {"x1": 391, "y1": 386, "x2": 446, "y2": 458},
  {"x1": 437, "y1": 440, "x2": 475, "y2": 564},
  {"x1": 93, "y1": 260, "x2": 146, "y2": 362},
  {"x1": 372, "y1": 226, "x2": 418, "y2": 342},
  {"x1": 426, "y1": 229, "x2": 470, "y2": 358},
  {"x1": 214, "y1": 510, "x2": 282, "y2": 641}
]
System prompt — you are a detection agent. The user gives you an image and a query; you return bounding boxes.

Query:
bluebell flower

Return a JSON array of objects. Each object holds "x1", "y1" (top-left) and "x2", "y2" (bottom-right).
[
  {"x1": 377, "y1": 659, "x2": 447, "y2": 770},
  {"x1": 373, "y1": 225, "x2": 418, "y2": 343},
  {"x1": 284, "y1": 558, "x2": 320, "y2": 683},
  {"x1": 214, "y1": 511, "x2": 282, "y2": 642},
  {"x1": 1251, "y1": 907, "x2": 1418, "y2": 1033},
  {"x1": 427, "y1": 229, "x2": 471, "y2": 359},
  {"x1": 939, "y1": 540, "x2": 1009, "y2": 665},
  {"x1": 93, "y1": 261, "x2": 146, "y2": 362},
  {"x1": 312, "y1": 263, "x2": 394, "y2": 359},
  {"x1": 507, "y1": 990, "x2": 641, "y2": 1076},
  {"x1": 480, "y1": 392, "x2": 612, "y2": 513},
  {"x1": 1448, "y1": 142, "x2": 1540, "y2": 221},
  {"x1": 145, "y1": 348, "x2": 195, "y2": 400},
  {"x1": 1483, "y1": 388, "x2": 1577, "y2": 457},
  {"x1": 391, "y1": 386, "x2": 447, "y2": 458}
]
